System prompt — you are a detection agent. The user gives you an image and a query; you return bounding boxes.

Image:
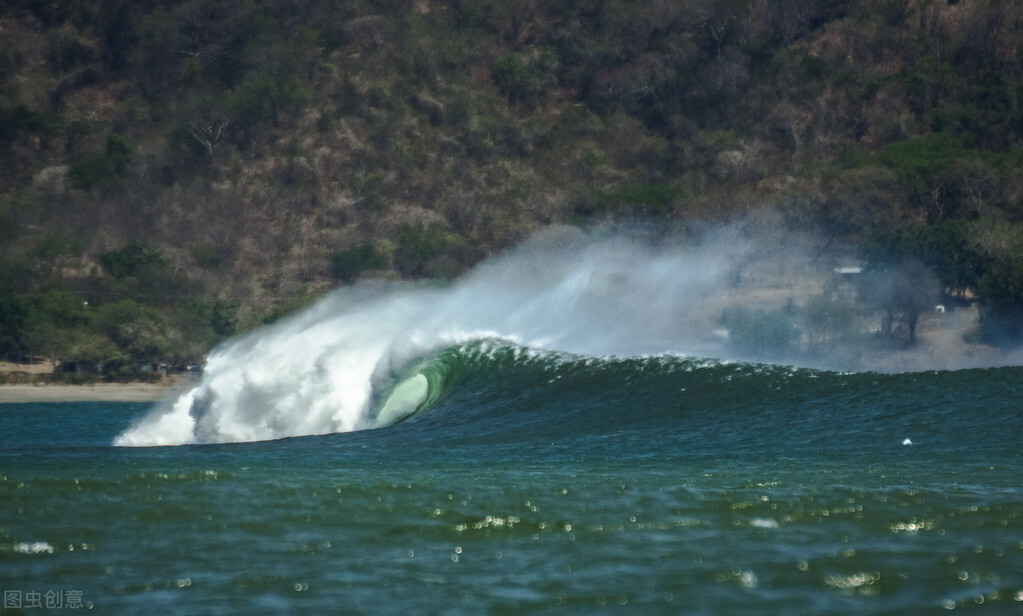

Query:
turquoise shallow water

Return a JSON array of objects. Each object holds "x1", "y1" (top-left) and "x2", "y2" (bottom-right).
[{"x1": 2, "y1": 350, "x2": 1023, "y2": 615}]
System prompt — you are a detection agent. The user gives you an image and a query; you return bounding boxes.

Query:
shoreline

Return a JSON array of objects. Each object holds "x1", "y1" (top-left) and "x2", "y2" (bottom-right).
[{"x1": 0, "y1": 379, "x2": 193, "y2": 403}]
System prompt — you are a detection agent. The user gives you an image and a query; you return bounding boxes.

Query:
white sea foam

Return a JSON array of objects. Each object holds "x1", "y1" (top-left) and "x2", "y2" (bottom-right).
[{"x1": 12, "y1": 541, "x2": 55, "y2": 555}]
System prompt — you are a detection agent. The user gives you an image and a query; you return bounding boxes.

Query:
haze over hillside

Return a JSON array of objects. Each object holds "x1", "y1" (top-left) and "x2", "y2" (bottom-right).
[{"x1": 3, "y1": 0, "x2": 1023, "y2": 377}]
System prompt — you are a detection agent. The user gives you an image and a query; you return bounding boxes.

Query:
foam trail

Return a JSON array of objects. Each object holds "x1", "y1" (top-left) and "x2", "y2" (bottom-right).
[{"x1": 115, "y1": 227, "x2": 731, "y2": 446}]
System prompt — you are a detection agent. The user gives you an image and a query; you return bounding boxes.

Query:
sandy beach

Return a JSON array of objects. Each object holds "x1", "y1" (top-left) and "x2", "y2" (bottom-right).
[
  {"x1": 0, "y1": 379, "x2": 192, "y2": 403},
  {"x1": 0, "y1": 359, "x2": 200, "y2": 402}
]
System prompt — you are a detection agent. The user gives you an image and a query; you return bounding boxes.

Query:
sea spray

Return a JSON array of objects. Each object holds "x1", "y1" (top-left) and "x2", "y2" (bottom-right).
[
  {"x1": 116, "y1": 228, "x2": 734, "y2": 446},
  {"x1": 115, "y1": 286, "x2": 445, "y2": 445},
  {"x1": 114, "y1": 224, "x2": 1003, "y2": 446}
]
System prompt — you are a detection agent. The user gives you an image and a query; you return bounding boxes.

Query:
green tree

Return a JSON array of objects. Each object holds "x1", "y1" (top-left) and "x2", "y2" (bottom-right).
[
  {"x1": 871, "y1": 133, "x2": 977, "y2": 221},
  {"x1": 28, "y1": 231, "x2": 85, "y2": 277},
  {"x1": 723, "y1": 307, "x2": 801, "y2": 357},
  {"x1": 100, "y1": 242, "x2": 164, "y2": 279},
  {"x1": 394, "y1": 222, "x2": 470, "y2": 279},
  {"x1": 331, "y1": 243, "x2": 387, "y2": 284},
  {"x1": 29, "y1": 288, "x2": 89, "y2": 328},
  {"x1": 96, "y1": 243, "x2": 194, "y2": 308},
  {"x1": 802, "y1": 291, "x2": 859, "y2": 353},
  {"x1": 0, "y1": 285, "x2": 27, "y2": 358},
  {"x1": 93, "y1": 300, "x2": 173, "y2": 367},
  {"x1": 67, "y1": 134, "x2": 133, "y2": 192},
  {"x1": 20, "y1": 288, "x2": 94, "y2": 369},
  {"x1": 862, "y1": 221, "x2": 985, "y2": 298},
  {"x1": 858, "y1": 261, "x2": 938, "y2": 346},
  {"x1": 977, "y1": 255, "x2": 1023, "y2": 343}
]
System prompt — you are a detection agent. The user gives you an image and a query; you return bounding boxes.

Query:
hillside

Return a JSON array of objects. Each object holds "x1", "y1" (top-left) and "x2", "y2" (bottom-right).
[{"x1": 3, "y1": 0, "x2": 1023, "y2": 377}]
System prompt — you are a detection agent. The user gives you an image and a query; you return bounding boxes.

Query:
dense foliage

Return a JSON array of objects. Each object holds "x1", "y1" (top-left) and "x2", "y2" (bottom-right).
[{"x1": 3, "y1": 0, "x2": 1023, "y2": 376}]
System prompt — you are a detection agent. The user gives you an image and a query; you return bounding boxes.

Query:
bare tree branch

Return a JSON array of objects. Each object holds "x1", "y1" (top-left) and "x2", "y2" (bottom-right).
[{"x1": 187, "y1": 112, "x2": 230, "y2": 156}]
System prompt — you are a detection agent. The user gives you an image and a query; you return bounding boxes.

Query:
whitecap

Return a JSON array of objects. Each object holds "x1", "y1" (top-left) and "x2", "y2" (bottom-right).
[{"x1": 12, "y1": 541, "x2": 54, "y2": 554}]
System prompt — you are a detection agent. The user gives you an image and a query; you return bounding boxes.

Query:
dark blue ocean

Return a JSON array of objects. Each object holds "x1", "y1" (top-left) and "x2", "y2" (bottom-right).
[{"x1": 2, "y1": 351, "x2": 1022, "y2": 615}]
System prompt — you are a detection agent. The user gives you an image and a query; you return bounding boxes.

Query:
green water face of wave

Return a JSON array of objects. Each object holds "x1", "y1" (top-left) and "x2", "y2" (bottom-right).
[
  {"x1": 370, "y1": 340, "x2": 755, "y2": 429},
  {"x1": 375, "y1": 373, "x2": 430, "y2": 426},
  {"x1": 371, "y1": 339, "x2": 575, "y2": 427},
  {"x1": 373, "y1": 347, "x2": 461, "y2": 427},
  {"x1": 366, "y1": 339, "x2": 1023, "y2": 462}
]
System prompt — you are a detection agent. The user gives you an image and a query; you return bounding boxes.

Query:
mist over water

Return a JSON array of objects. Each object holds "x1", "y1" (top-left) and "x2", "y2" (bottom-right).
[{"x1": 115, "y1": 224, "x2": 1017, "y2": 446}]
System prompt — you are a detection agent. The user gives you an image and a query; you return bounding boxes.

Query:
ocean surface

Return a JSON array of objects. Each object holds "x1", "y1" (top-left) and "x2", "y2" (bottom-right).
[
  {"x1": 3, "y1": 230, "x2": 1023, "y2": 614},
  {"x1": 2, "y1": 350, "x2": 1022, "y2": 614}
]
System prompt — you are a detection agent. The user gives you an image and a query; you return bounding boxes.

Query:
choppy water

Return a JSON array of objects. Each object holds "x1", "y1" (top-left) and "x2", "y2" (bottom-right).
[
  {"x1": 3, "y1": 229, "x2": 1023, "y2": 613},
  {"x1": 2, "y1": 351, "x2": 1022, "y2": 614}
]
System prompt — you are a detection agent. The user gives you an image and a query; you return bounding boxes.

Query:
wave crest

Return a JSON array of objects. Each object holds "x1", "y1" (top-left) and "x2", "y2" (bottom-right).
[
  {"x1": 116, "y1": 230, "x2": 735, "y2": 446},
  {"x1": 114, "y1": 226, "x2": 1011, "y2": 447}
]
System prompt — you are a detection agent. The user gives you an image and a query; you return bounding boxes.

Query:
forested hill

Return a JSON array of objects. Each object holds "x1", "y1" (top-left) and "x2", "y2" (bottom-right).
[{"x1": 3, "y1": 0, "x2": 1023, "y2": 377}]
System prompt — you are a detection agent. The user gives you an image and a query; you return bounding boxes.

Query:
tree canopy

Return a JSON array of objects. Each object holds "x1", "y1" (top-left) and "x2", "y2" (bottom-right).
[{"x1": 3, "y1": 0, "x2": 1023, "y2": 375}]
